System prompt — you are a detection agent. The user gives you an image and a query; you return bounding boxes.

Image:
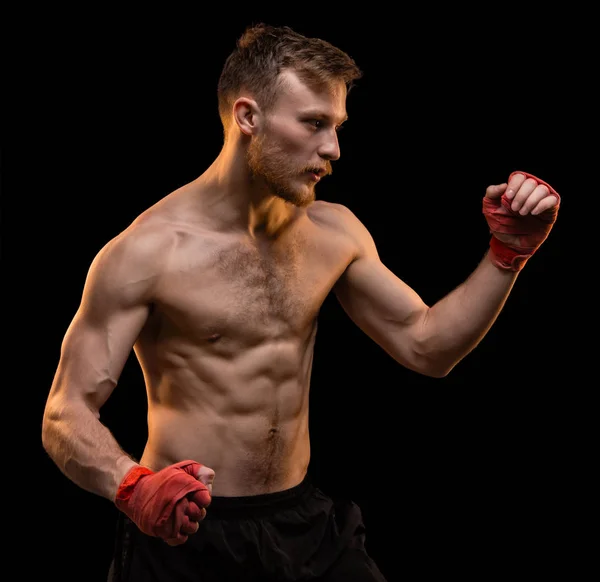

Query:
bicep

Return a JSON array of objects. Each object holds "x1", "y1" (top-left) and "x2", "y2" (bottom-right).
[
  {"x1": 52, "y1": 300, "x2": 149, "y2": 412},
  {"x1": 335, "y1": 254, "x2": 426, "y2": 332},
  {"x1": 49, "y1": 243, "x2": 152, "y2": 413},
  {"x1": 333, "y1": 222, "x2": 430, "y2": 368}
]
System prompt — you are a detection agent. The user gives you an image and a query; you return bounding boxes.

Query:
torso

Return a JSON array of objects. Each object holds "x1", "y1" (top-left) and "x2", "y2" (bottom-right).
[{"x1": 133, "y1": 186, "x2": 357, "y2": 495}]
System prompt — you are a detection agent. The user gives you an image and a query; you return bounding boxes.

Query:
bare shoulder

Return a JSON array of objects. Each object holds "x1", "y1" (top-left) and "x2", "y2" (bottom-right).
[
  {"x1": 307, "y1": 199, "x2": 367, "y2": 235},
  {"x1": 86, "y1": 204, "x2": 181, "y2": 301},
  {"x1": 307, "y1": 200, "x2": 376, "y2": 251}
]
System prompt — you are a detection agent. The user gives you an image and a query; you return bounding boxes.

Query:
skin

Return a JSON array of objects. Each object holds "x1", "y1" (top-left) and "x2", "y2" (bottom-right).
[{"x1": 41, "y1": 69, "x2": 558, "y2": 544}]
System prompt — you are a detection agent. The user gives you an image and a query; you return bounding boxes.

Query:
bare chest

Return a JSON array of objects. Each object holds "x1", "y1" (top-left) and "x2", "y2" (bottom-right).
[{"x1": 151, "y1": 227, "x2": 352, "y2": 342}]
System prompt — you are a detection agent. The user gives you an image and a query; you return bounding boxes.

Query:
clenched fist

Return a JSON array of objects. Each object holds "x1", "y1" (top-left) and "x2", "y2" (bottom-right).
[
  {"x1": 115, "y1": 460, "x2": 215, "y2": 546},
  {"x1": 483, "y1": 171, "x2": 560, "y2": 271}
]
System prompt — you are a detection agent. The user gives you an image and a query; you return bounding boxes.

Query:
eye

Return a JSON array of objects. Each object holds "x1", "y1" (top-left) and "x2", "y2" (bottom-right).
[
  {"x1": 306, "y1": 119, "x2": 323, "y2": 129},
  {"x1": 304, "y1": 119, "x2": 344, "y2": 132}
]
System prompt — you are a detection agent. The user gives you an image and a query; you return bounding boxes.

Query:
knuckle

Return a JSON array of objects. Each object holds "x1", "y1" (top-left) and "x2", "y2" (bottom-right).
[
  {"x1": 524, "y1": 178, "x2": 538, "y2": 188},
  {"x1": 537, "y1": 184, "x2": 550, "y2": 196}
]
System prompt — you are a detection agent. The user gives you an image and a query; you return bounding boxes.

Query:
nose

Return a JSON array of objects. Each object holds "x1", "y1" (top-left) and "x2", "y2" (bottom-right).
[{"x1": 318, "y1": 129, "x2": 341, "y2": 161}]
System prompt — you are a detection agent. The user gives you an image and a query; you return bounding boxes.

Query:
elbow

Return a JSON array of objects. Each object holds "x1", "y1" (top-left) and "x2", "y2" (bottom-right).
[
  {"x1": 41, "y1": 403, "x2": 60, "y2": 455},
  {"x1": 398, "y1": 348, "x2": 452, "y2": 378},
  {"x1": 41, "y1": 393, "x2": 72, "y2": 457},
  {"x1": 382, "y1": 319, "x2": 461, "y2": 378},
  {"x1": 425, "y1": 363, "x2": 456, "y2": 379},
  {"x1": 415, "y1": 358, "x2": 455, "y2": 379},
  {"x1": 410, "y1": 337, "x2": 459, "y2": 379}
]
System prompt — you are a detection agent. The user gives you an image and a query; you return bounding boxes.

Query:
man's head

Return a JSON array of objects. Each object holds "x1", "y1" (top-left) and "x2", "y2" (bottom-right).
[{"x1": 217, "y1": 23, "x2": 362, "y2": 207}]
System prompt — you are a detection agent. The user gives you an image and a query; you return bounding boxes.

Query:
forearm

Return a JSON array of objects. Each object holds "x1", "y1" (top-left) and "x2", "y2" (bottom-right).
[
  {"x1": 421, "y1": 251, "x2": 518, "y2": 374},
  {"x1": 42, "y1": 400, "x2": 137, "y2": 501}
]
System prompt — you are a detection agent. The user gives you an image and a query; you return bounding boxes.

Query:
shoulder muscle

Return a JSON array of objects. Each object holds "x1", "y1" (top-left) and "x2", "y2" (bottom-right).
[
  {"x1": 81, "y1": 220, "x2": 173, "y2": 316},
  {"x1": 308, "y1": 200, "x2": 379, "y2": 260}
]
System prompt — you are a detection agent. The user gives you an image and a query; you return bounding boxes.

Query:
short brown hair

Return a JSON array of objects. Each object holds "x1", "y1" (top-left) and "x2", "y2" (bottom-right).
[{"x1": 217, "y1": 23, "x2": 362, "y2": 133}]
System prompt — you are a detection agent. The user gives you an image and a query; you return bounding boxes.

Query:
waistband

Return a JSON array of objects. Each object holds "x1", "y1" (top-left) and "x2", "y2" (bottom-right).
[{"x1": 203, "y1": 474, "x2": 313, "y2": 520}]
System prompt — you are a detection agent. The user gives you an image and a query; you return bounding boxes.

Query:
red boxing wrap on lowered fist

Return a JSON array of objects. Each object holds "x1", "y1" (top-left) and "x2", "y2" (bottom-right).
[
  {"x1": 482, "y1": 171, "x2": 560, "y2": 271},
  {"x1": 115, "y1": 460, "x2": 211, "y2": 542}
]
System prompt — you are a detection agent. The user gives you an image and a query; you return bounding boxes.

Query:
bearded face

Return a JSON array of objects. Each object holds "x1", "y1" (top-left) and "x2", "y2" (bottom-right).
[
  {"x1": 246, "y1": 127, "x2": 320, "y2": 208},
  {"x1": 244, "y1": 72, "x2": 344, "y2": 208}
]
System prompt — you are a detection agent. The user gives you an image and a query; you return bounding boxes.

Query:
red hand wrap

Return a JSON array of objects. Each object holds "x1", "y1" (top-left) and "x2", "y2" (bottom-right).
[
  {"x1": 115, "y1": 460, "x2": 211, "y2": 542},
  {"x1": 482, "y1": 171, "x2": 560, "y2": 271}
]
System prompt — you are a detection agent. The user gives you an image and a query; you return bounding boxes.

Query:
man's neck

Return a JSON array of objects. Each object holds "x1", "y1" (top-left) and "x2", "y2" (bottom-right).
[{"x1": 198, "y1": 147, "x2": 297, "y2": 238}]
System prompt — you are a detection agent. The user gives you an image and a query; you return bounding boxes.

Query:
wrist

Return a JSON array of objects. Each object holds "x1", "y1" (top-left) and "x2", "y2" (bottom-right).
[
  {"x1": 114, "y1": 458, "x2": 152, "y2": 504},
  {"x1": 488, "y1": 236, "x2": 530, "y2": 272}
]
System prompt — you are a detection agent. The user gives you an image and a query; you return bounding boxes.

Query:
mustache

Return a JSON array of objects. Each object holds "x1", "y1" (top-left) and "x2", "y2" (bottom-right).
[{"x1": 301, "y1": 162, "x2": 332, "y2": 176}]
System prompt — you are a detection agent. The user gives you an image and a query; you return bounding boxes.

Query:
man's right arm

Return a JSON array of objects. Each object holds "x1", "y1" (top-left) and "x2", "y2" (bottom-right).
[{"x1": 42, "y1": 227, "x2": 158, "y2": 501}]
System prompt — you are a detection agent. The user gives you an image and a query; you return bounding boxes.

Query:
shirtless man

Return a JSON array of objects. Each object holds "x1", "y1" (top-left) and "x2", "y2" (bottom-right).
[{"x1": 41, "y1": 23, "x2": 561, "y2": 582}]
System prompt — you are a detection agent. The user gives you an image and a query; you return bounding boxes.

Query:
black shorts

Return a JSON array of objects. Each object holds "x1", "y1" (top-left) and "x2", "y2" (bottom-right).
[{"x1": 107, "y1": 474, "x2": 387, "y2": 581}]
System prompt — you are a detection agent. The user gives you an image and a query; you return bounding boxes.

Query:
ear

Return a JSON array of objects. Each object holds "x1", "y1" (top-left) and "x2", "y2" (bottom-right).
[{"x1": 233, "y1": 97, "x2": 261, "y2": 136}]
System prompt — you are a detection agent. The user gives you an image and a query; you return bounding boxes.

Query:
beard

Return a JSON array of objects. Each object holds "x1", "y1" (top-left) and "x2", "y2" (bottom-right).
[{"x1": 247, "y1": 133, "x2": 318, "y2": 208}]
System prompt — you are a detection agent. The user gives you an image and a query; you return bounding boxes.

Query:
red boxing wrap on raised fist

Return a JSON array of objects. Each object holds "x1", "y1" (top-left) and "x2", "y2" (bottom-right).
[
  {"x1": 115, "y1": 460, "x2": 211, "y2": 543},
  {"x1": 482, "y1": 171, "x2": 560, "y2": 271}
]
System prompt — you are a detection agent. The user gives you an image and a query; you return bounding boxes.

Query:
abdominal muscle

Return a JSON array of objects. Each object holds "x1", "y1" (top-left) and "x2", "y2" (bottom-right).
[{"x1": 137, "y1": 333, "x2": 315, "y2": 497}]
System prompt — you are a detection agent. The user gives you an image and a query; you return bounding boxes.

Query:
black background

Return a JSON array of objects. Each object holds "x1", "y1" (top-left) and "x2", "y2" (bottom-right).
[{"x1": 4, "y1": 6, "x2": 591, "y2": 581}]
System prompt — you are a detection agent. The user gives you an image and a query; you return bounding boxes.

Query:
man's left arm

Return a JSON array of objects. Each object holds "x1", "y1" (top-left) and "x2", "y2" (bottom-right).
[{"x1": 333, "y1": 172, "x2": 560, "y2": 378}]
